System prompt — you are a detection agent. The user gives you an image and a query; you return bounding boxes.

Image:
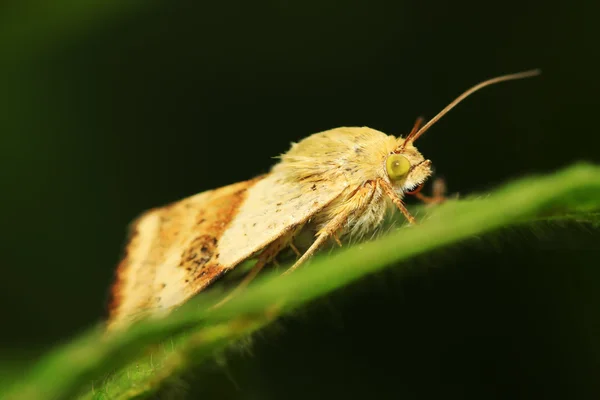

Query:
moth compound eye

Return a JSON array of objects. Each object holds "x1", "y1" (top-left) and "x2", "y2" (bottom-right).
[{"x1": 386, "y1": 154, "x2": 410, "y2": 181}]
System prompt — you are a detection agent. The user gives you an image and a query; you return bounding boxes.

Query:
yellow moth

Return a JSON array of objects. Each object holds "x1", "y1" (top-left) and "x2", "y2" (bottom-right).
[{"x1": 107, "y1": 70, "x2": 540, "y2": 330}]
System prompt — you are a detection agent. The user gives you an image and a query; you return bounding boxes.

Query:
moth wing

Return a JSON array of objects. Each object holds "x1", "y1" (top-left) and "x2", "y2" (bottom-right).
[
  {"x1": 107, "y1": 178, "x2": 258, "y2": 329},
  {"x1": 215, "y1": 172, "x2": 347, "y2": 267},
  {"x1": 108, "y1": 173, "x2": 345, "y2": 329}
]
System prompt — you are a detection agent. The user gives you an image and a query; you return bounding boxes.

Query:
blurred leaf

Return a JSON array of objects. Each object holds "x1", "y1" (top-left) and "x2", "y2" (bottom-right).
[
  {"x1": 0, "y1": 0, "x2": 146, "y2": 63},
  {"x1": 3, "y1": 163, "x2": 600, "y2": 400}
]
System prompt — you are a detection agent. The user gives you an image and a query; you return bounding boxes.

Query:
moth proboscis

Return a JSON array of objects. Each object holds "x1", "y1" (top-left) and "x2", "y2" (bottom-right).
[{"x1": 107, "y1": 69, "x2": 540, "y2": 330}]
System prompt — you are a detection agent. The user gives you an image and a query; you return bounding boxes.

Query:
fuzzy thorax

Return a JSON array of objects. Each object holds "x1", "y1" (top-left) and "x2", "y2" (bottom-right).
[{"x1": 273, "y1": 126, "x2": 432, "y2": 238}]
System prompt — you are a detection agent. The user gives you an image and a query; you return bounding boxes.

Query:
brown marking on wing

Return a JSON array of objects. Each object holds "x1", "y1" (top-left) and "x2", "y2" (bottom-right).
[
  {"x1": 107, "y1": 177, "x2": 263, "y2": 329},
  {"x1": 180, "y1": 234, "x2": 216, "y2": 274},
  {"x1": 180, "y1": 184, "x2": 252, "y2": 294}
]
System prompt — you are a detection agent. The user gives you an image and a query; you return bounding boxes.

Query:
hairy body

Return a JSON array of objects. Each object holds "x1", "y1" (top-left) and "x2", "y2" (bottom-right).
[{"x1": 108, "y1": 127, "x2": 430, "y2": 330}]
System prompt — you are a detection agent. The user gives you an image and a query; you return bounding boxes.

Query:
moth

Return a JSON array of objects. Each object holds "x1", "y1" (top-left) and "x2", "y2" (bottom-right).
[{"x1": 107, "y1": 70, "x2": 539, "y2": 330}]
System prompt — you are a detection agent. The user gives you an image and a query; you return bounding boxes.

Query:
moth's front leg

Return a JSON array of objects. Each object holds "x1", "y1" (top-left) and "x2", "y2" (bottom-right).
[
  {"x1": 284, "y1": 184, "x2": 376, "y2": 274},
  {"x1": 407, "y1": 177, "x2": 448, "y2": 205},
  {"x1": 378, "y1": 179, "x2": 417, "y2": 225}
]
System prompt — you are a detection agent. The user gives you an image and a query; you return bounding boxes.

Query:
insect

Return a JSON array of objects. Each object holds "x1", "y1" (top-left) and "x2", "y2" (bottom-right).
[{"x1": 107, "y1": 69, "x2": 540, "y2": 330}]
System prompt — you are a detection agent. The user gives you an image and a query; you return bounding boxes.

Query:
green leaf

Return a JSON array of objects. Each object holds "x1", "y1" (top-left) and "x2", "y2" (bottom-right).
[{"x1": 3, "y1": 163, "x2": 600, "y2": 400}]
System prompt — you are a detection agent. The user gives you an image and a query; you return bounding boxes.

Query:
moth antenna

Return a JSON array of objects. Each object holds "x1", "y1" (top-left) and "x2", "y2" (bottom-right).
[
  {"x1": 404, "y1": 69, "x2": 541, "y2": 146},
  {"x1": 402, "y1": 116, "x2": 425, "y2": 144}
]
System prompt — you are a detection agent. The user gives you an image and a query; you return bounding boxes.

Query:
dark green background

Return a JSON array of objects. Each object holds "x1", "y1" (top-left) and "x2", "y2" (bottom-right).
[{"x1": 1, "y1": 0, "x2": 599, "y2": 398}]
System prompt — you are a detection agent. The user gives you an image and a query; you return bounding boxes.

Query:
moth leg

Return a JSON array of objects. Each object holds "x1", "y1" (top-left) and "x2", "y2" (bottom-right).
[
  {"x1": 211, "y1": 227, "x2": 300, "y2": 309},
  {"x1": 289, "y1": 242, "x2": 301, "y2": 258},
  {"x1": 283, "y1": 212, "x2": 349, "y2": 275},
  {"x1": 284, "y1": 185, "x2": 374, "y2": 274},
  {"x1": 333, "y1": 233, "x2": 343, "y2": 247},
  {"x1": 409, "y1": 178, "x2": 448, "y2": 205},
  {"x1": 378, "y1": 179, "x2": 417, "y2": 225}
]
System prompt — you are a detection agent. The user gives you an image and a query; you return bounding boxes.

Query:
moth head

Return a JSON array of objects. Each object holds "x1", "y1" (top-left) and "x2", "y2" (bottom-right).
[
  {"x1": 384, "y1": 124, "x2": 432, "y2": 192},
  {"x1": 383, "y1": 69, "x2": 541, "y2": 193}
]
